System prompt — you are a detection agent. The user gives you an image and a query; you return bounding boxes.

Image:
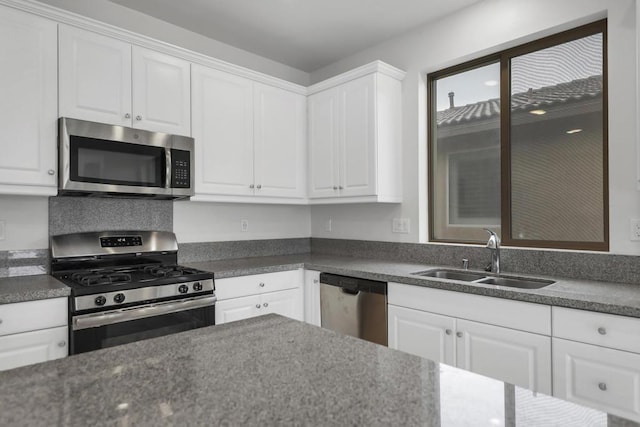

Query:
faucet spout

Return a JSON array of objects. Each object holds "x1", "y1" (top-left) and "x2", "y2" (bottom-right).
[{"x1": 483, "y1": 229, "x2": 501, "y2": 274}]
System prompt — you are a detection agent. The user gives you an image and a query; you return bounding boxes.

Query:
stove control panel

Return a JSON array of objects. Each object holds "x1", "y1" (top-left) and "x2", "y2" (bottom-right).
[
  {"x1": 100, "y1": 235, "x2": 143, "y2": 248},
  {"x1": 74, "y1": 279, "x2": 215, "y2": 311}
]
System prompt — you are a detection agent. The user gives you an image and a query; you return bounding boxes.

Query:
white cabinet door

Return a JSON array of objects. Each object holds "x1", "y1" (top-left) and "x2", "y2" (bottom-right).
[
  {"x1": 303, "y1": 270, "x2": 321, "y2": 326},
  {"x1": 456, "y1": 319, "x2": 552, "y2": 394},
  {"x1": 308, "y1": 88, "x2": 339, "y2": 198},
  {"x1": 0, "y1": 326, "x2": 68, "y2": 372},
  {"x1": 192, "y1": 65, "x2": 254, "y2": 196},
  {"x1": 59, "y1": 25, "x2": 132, "y2": 126},
  {"x1": 132, "y1": 47, "x2": 191, "y2": 136},
  {"x1": 262, "y1": 288, "x2": 303, "y2": 321},
  {"x1": 215, "y1": 294, "x2": 261, "y2": 325},
  {"x1": 553, "y1": 338, "x2": 640, "y2": 422},
  {"x1": 388, "y1": 304, "x2": 455, "y2": 366},
  {"x1": 338, "y1": 74, "x2": 376, "y2": 197},
  {"x1": 0, "y1": 7, "x2": 57, "y2": 194},
  {"x1": 253, "y1": 83, "x2": 306, "y2": 198}
]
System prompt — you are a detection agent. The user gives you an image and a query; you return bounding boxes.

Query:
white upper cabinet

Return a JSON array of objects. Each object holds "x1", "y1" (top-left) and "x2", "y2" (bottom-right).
[
  {"x1": 59, "y1": 25, "x2": 191, "y2": 136},
  {"x1": 308, "y1": 62, "x2": 405, "y2": 204},
  {"x1": 254, "y1": 82, "x2": 306, "y2": 198},
  {"x1": 192, "y1": 65, "x2": 306, "y2": 202},
  {"x1": 192, "y1": 65, "x2": 254, "y2": 196},
  {"x1": 0, "y1": 6, "x2": 57, "y2": 195},
  {"x1": 131, "y1": 46, "x2": 191, "y2": 135}
]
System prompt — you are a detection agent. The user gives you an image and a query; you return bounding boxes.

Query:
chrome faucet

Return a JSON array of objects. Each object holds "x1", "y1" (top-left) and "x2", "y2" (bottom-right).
[{"x1": 484, "y1": 229, "x2": 501, "y2": 274}]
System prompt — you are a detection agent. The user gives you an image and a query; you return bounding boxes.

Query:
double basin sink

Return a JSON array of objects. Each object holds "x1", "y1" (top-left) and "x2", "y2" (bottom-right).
[{"x1": 412, "y1": 269, "x2": 554, "y2": 289}]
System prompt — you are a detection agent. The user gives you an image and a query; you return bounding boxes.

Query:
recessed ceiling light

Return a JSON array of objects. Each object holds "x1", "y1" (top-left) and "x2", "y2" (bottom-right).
[
  {"x1": 566, "y1": 128, "x2": 583, "y2": 134},
  {"x1": 484, "y1": 80, "x2": 498, "y2": 87},
  {"x1": 530, "y1": 109, "x2": 546, "y2": 115}
]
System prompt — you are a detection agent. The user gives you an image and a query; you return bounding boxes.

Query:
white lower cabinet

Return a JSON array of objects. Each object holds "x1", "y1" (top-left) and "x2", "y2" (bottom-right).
[
  {"x1": 553, "y1": 338, "x2": 640, "y2": 422},
  {"x1": 0, "y1": 326, "x2": 68, "y2": 372},
  {"x1": 388, "y1": 283, "x2": 552, "y2": 394},
  {"x1": 303, "y1": 270, "x2": 321, "y2": 327},
  {"x1": 551, "y1": 307, "x2": 640, "y2": 422},
  {"x1": 215, "y1": 270, "x2": 304, "y2": 325},
  {"x1": 0, "y1": 297, "x2": 68, "y2": 372}
]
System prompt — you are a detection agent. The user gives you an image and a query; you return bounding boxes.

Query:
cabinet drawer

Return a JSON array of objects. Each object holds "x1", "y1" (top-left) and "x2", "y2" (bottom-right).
[
  {"x1": 553, "y1": 307, "x2": 640, "y2": 354},
  {"x1": 0, "y1": 326, "x2": 68, "y2": 372},
  {"x1": 216, "y1": 270, "x2": 303, "y2": 300},
  {"x1": 388, "y1": 283, "x2": 550, "y2": 335},
  {"x1": 0, "y1": 298, "x2": 67, "y2": 336},
  {"x1": 553, "y1": 338, "x2": 640, "y2": 422}
]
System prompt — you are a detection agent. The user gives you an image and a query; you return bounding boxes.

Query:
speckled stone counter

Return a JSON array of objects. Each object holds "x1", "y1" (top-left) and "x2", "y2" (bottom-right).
[
  {"x1": 0, "y1": 274, "x2": 69, "y2": 304},
  {"x1": 187, "y1": 254, "x2": 640, "y2": 318},
  {"x1": 0, "y1": 315, "x2": 635, "y2": 426}
]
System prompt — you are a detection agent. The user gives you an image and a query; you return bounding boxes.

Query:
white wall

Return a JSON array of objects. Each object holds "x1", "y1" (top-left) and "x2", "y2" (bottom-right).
[
  {"x1": 35, "y1": 0, "x2": 309, "y2": 86},
  {"x1": 309, "y1": 0, "x2": 640, "y2": 255},
  {"x1": 174, "y1": 202, "x2": 310, "y2": 243}
]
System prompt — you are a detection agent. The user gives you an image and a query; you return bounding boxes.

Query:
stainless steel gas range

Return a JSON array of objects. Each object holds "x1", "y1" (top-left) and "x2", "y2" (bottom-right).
[{"x1": 50, "y1": 230, "x2": 215, "y2": 355}]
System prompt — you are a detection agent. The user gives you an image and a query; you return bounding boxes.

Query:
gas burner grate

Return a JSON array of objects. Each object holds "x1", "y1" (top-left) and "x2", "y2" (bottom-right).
[
  {"x1": 71, "y1": 271, "x2": 132, "y2": 287},
  {"x1": 142, "y1": 265, "x2": 199, "y2": 278}
]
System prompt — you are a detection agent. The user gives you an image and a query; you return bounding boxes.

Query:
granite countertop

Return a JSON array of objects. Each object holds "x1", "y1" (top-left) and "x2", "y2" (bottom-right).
[
  {"x1": 0, "y1": 274, "x2": 69, "y2": 304},
  {"x1": 2, "y1": 252, "x2": 640, "y2": 318},
  {"x1": 0, "y1": 314, "x2": 635, "y2": 426},
  {"x1": 187, "y1": 254, "x2": 640, "y2": 318}
]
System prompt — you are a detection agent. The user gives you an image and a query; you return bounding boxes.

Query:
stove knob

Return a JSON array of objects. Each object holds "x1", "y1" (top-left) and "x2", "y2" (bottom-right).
[
  {"x1": 178, "y1": 284, "x2": 189, "y2": 294},
  {"x1": 113, "y1": 293, "x2": 126, "y2": 304},
  {"x1": 193, "y1": 282, "x2": 203, "y2": 292},
  {"x1": 95, "y1": 296, "x2": 107, "y2": 306}
]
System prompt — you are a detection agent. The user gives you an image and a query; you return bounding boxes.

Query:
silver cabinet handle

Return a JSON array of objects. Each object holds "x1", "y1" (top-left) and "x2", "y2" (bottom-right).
[
  {"x1": 249, "y1": 184, "x2": 255, "y2": 189},
  {"x1": 597, "y1": 327, "x2": 607, "y2": 335},
  {"x1": 48, "y1": 169, "x2": 55, "y2": 175},
  {"x1": 598, "y1": 382, "x2": 607, "y2": 391},
  {"x1": 333, "y1": 186, "x2": 338, "y2": 190},
  {"x1": 339, "y1": 186, "x2": 344, "y2": 190},
  {"x1": 0, "y1": 319, "x2": 3, "y2": 325},
  {"x1": 263, "y1": 303, "x2": 268, "y2": 308},
  {"x1": 313, "y1": 279, "x2": 319, "y2": 284},
  {"x1": 256, "y1": 304, "x2": 261, "y2": 309},
  {"x1": 58, "y1": 341, "x2": 66, "y2": 348},
  {"x1": 445, "y1": 329, "x2": 452, "y2": 335},
  {"x1": 259, "y1": 283, "x2": 265, "y2": 287},
  {"x1": 124, "y1": 113, "x2": 131, "y2": 119},
  {"x1": 136, "y1": 115, "x2": 142, "y2": 121},
  {"x1": 256, "y1": 185, "x2": 262, "y2": 189},
  {"x1": 456, "y1": 332, "x2": 463, "y2": 338}
]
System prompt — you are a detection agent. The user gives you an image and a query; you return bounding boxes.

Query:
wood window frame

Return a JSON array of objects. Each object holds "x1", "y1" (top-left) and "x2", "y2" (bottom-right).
[{"x1": 427, "y1": 19, "x2": 609, "y2": 251}]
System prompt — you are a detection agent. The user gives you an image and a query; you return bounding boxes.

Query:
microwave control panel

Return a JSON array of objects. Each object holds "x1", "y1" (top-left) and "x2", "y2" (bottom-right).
[{"x1": 171, "y1": 149, "x2": 191, "y2": 188}]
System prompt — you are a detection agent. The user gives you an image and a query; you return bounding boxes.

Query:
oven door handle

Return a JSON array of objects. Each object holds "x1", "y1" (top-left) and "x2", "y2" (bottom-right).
[{"x1": 72, "y1": 295, "x2": 216, "y2": 330}]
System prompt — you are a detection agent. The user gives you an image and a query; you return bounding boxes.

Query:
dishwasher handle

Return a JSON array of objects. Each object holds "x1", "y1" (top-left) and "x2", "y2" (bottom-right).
[{"x1": 319, "y1": 273, "x2": 387, "y2": 295}]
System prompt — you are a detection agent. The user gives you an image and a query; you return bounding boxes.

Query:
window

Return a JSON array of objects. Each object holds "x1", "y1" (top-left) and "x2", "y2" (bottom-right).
[{"x1": 428, "y1": 20, "x2": 608, "y2": 250}]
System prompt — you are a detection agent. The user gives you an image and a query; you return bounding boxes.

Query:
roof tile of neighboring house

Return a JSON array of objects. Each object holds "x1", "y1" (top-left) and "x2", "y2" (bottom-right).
[{"x1": 437, "y1": 75, "x2": 602, "y2": 126}]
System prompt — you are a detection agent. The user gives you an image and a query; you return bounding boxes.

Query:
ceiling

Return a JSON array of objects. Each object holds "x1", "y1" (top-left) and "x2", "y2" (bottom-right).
[{"x1": 107, "y1": 0, "x2": 480, "y2": 72}]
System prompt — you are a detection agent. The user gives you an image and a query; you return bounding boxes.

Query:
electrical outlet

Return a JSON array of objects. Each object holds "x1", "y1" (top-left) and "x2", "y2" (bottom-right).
[
  {"x1": 0, "y1": 220, "x2": 4, "y2": 241},
  {"x1": 241, "y1": 219, "x2": 249, "y2": 232},
  {"x1": 392, "y1": 218, "x2": 410, "y2": 234},
  {"x1": 631, "y1": 219, "x2": 640, "y2": 241},
  {"x1": 325, "y1": 218, "x2": 332, "y2": 232}
]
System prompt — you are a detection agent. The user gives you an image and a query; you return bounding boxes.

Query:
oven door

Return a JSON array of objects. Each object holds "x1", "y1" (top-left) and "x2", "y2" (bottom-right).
[{"x1": 70, "y1": 295, "x2": 215, "y2": 354}]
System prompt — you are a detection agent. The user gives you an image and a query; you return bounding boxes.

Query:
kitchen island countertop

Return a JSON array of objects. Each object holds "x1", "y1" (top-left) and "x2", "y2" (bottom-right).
[{"x1": 0, "y1": 314, "x2": 636, "y2": 426}]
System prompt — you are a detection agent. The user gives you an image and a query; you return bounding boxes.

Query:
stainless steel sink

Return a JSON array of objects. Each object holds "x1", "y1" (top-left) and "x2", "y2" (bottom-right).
[
  {"x1": 412, "y1": 269, "x2": 486, "y2": 282},
  {"x1": 475, "y1": 276, "x2": 554, "y2": 289}
]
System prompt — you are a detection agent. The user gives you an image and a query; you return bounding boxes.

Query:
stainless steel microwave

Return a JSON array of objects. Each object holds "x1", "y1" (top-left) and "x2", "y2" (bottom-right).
[{"x1": 58, "y1": 117, "x2": 194, "y2": 200}]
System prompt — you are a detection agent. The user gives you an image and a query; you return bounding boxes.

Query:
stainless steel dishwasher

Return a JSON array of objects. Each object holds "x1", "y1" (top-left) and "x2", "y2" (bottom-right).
[{"x1": 319, "y1": 273, "x2": 388, "y2": 346}]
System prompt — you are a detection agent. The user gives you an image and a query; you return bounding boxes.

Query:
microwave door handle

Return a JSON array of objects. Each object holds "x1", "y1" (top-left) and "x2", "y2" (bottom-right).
[{"x1": 165, "y1": 148, "x2": 172, "y2": 189}]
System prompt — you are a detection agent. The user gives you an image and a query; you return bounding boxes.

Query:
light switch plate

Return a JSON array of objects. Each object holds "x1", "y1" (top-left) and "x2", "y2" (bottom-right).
[
  {"x1": 392, "y1": 218, "x2": 410, "y2": 234},
  {"x1": 631, "y1": 219, "x2": 640, "y2": 241},
  {"x1": 325, "y1": 218, "x2": 332, "y2": 232},
  {"x1": 241, "y1": 219, "x2": 249, "y2": 232}
]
